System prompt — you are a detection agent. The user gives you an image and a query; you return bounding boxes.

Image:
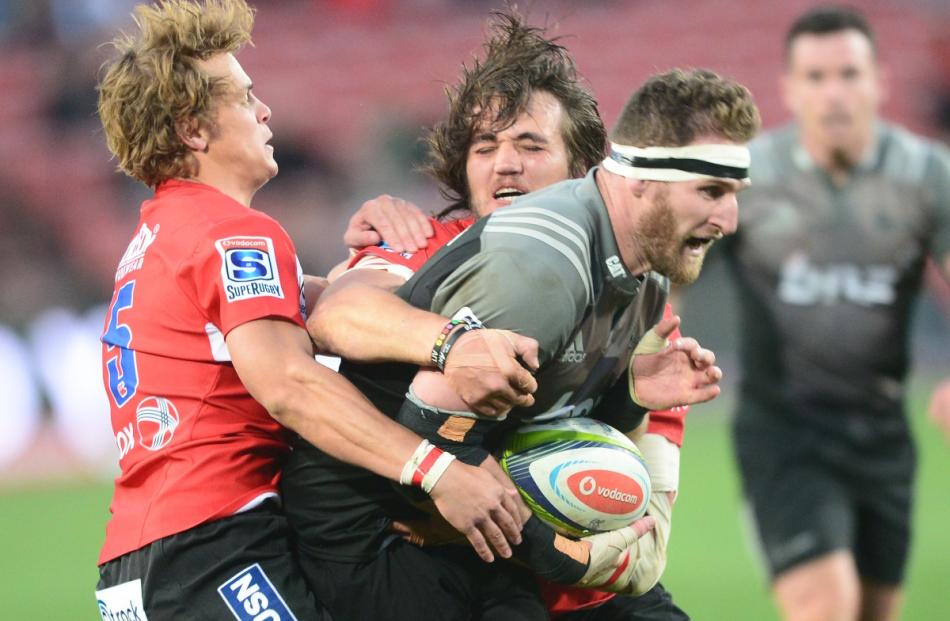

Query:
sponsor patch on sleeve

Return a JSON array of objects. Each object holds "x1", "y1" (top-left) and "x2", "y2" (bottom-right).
[
  {"x1": 96, "y1": 579, "x2": 149, "y2": 621},
  {"x1": 218, "y1": 563, "x2": 298, "y2": 621},
  {"x1": 450, "y1": 306, "x2": 483, "y2": 327},
  {"x1": 215, "y1": 236, "x2": 285, "y2": 302}
]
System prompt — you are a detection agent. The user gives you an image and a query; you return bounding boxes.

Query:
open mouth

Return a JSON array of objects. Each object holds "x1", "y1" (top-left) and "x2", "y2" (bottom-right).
[
  {"x1": 493, "y1": 187, "x2": 526, "y2": 203},
  {"x1": 684, "y1": 236, "x2": 716, "y2": 253}
]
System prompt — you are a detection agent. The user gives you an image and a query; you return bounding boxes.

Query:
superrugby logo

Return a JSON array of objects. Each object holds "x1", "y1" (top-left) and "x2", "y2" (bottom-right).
[
  {"x1": 378, "y1": 241, "x2": 414, "y2": 260},
  {"x1": 215, "y1": 236, "x2": 285, "y2": 302},
  {"x1": 567, "y1": 469, "x2": 643, "y2": 515},
  {"x1": 135, "y1": 397, "x2": 180, "y2": 452}
]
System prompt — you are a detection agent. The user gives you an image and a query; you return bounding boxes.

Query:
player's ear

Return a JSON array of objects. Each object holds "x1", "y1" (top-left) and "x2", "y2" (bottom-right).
[
  {"x1": 177, "y1": 116, "x2": 209, "y2": 153},
  {"x1": 627, "y1": 178, "x2": 649, "y2": 198}
]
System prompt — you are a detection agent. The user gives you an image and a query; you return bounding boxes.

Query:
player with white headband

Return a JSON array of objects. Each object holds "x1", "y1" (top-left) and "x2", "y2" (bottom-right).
[{"x1": 282, "y1": 67, "x2": 760, "y2": 620}]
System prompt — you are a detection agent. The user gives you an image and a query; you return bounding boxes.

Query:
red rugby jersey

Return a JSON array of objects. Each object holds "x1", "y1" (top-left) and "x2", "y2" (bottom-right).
[
  {"x1": 98, "y1": 180, "x2": 306, "y2": 564},
  {"x1": 346, "y1": 216, "x2": 475, "y2": 277}
]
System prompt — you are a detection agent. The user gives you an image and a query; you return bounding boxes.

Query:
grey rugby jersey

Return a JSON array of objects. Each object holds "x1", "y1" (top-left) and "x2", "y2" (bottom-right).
[
  {"x1": 724, "y1": 122, "x2": 950, "y2": 419},
  {"x1": 291, "y1": 169, "x2": 668, "y2": 562},
  {"x1": 401, "y1": 167, "x2": 669, "y2": 421}
]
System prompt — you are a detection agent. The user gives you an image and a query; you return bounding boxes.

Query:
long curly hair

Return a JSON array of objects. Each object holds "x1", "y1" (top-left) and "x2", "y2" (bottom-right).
[{"x1": 424, "y1": 11, "x2": 606, "y2": 215}]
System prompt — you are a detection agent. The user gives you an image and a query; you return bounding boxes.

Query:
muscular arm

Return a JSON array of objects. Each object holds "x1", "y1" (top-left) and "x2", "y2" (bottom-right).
[
  {"x1": 226, "y1": 317, "x2": 523, "y2": 561},
  {"x1": 230, "y1": 317, "x2": 437, "y2": 478},
  {"x1": 309, "y1": 268, "x2": 440, "y2": 365},
  {"x1": 310, "y1": 266, "x2": 539, "y2": 414}
]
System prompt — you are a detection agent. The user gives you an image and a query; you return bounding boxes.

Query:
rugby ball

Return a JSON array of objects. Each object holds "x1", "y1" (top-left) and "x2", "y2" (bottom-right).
[{"x1": 500, "y1": 418, "x2": 651, "y2": 537}]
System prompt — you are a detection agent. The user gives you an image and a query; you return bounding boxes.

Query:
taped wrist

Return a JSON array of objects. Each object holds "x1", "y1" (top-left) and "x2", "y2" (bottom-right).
[
  {"x1": 629, "y1": 326, "x2": 671, "y2": 407},
  {"x1": 398, "y1": 440, "x2": 456, "y2": 493},
  {"x1": 616, "y1": 490, "x2": 673, "y2": 596},
  {"x1": 513, "y1": 516, "x2": 588, "y2": 584},
  {"x1": 638, "y1": 433, "x2": 680, "y2": 493}
]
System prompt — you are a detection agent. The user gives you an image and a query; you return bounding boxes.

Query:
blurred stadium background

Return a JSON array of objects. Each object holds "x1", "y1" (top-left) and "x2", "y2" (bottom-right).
[{"x1": 0, "y1": 0, "x2": 947, "y2": 618}]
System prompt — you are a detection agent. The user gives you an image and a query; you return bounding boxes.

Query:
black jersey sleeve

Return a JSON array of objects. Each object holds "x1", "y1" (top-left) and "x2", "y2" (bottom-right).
[{"x1": 589, "y1": 375, "x2": 650, "y2": 434}]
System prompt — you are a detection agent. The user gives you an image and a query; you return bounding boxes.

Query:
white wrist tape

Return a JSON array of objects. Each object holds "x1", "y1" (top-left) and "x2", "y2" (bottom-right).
[
  {"x1": 581, "y1": 490, "x2": 675, "y2": 596},
  {"x1": 638, "y1": 433, "x2": 680, "y2": 493},
  {"x1": 399, "y1": 439, "x2": 432, "y2": 485},
  {"x1": 421, "y1": 452, "x2": 456, "y2": 493},
  {"x1": 633, "y1": 327, "x2": 669, "y2": 356},
  {"x1": 399, "y1": 439, "x2": 457, "y2": 493},
  {"x1": 629, "y1": 327, "x2": 670, "y2": 406}
]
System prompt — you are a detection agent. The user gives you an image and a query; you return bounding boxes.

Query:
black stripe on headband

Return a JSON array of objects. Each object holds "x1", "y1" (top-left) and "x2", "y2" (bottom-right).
[{"x1": 609, "y1": 150, "x2": 748, "y2": 180}]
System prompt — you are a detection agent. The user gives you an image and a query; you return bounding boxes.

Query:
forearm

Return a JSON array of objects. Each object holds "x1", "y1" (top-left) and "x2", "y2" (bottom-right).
[
  {"x1": 310, "y1": 277, "x2": 445, "y2": 366},
  {"x1": 229, "y1": 319, "x2": 424, "y2": 481},
  {"x1": 272, "y1": 357, "x2": 425, "y2": 480}
]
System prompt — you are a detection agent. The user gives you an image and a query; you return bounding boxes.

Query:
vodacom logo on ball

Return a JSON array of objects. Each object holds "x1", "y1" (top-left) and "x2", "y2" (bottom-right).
[{"x1": 567, "y1": 469, "x2": 644, "y2": 515}]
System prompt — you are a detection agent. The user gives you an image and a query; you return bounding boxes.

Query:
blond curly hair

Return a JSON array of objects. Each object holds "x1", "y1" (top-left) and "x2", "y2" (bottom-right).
[{"x1": 97, "y1": 0, "x2": 255, "y2": 187}]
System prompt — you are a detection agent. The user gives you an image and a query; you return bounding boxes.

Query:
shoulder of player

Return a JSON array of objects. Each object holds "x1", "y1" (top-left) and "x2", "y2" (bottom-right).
[
  {"x1": 200, "y1": 209, "x2": 292, "y2": 244},
  {"x1": 479, "y1": 180, "x2": 597, "y2": 249},
  {"x1": 479, "y1": 189, "x2": 597, "y2": 298},
  {"x1": 877, "y1": 122, "x2": 948, "y2": 185},
  {"x1": 433, "y1": 244, "x2": 590, "y2": 329},
  {"x1": 158, "y1": 207, "x2": 297, "y2": 278}
]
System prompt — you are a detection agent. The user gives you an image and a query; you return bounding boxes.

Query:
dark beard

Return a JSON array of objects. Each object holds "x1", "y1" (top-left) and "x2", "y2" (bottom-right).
[
  {"x1": 635, "y1": 189, "x2": 703, "y2": 285},
  {"x1": 830, "y1": 147, "x2": 856, "y2": 170}
]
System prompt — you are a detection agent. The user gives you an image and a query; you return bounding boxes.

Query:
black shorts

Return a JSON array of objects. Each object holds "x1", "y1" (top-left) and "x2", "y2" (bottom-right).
[
  {"x1": 733, "y1": 408, "x2": 915, "y2": 584},
  {"x1": 96, "y1": 501, "x2": 329, "y2": 620},
  {"x1": 557, "y1": 583, "x2": 689, "y2": 621},
  {"x1": 298, "y1": 540, "x2": 547, "y2": 621}
]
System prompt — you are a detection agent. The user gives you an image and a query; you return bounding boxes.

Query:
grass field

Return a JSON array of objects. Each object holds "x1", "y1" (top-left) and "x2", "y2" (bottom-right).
[
  {"x1": 1, "y1": 381, "x2": 947, "y2": 619},
  {"x1": 664, "y1": 380, "x2": 950, "y2": 620}
]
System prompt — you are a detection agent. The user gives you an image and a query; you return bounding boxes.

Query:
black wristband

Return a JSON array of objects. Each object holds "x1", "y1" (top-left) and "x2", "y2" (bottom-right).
[
  {"x1": 437, "y1": 321, "x2": 483, "y2": 371},
  {"x1": 513, "y1": 516, "x2": 588, "y2": 585}
]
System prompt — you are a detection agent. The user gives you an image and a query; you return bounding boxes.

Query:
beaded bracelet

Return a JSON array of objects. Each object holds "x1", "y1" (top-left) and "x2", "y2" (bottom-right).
[
  {"x1": 430, "y1": 317, "x2": 484, "y2": 371},
  {"x1": 436, "y1": 322, "x2": 482, "y2": 371},
  {"x1": 430, "y1": 319, "x2": 464, "y2": 367}
]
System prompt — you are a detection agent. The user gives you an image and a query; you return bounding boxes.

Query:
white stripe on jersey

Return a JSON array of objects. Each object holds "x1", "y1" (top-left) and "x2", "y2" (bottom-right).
[
  {"x1": 486, "y1": 214, "x2": 592, "y2": 274},
  {"x1": 486, "y1": 206, "x2": 594, "y2": 302},
  {"x1": 482, "y1": 224, "x2": 593, "y2": 304},
  {"x1": 205, "y1": 322, "x2": 231, "y2": 362}
]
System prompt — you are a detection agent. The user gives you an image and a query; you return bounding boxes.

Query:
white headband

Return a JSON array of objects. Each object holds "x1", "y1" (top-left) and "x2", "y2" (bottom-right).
[{"x1": 602, "y1": 142, "x2": 751, "y2": 182}]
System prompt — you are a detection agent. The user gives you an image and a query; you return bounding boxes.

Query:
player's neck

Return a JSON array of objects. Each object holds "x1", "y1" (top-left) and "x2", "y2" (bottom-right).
[
  {"x1": 801, "y1": 128, "x2": 874, "y2": 183},
  {"x1": 597, "y1": 170, "x2": 650, "y2": 277},
  {"x1": 190, "y1": 162, "x2": 260, "y2": 207}
]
